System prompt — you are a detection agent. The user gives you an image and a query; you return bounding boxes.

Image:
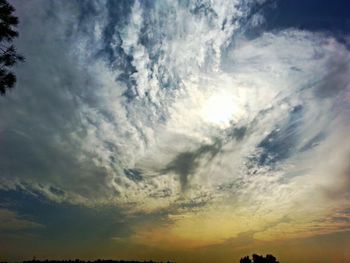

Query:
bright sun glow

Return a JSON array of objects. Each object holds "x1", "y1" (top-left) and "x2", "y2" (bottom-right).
[{"x1": 201, "y1": 92, "x2": 238, "y2": 127}]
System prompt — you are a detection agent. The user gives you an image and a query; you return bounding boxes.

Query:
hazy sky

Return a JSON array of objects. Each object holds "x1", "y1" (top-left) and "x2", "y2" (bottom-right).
[{"x1": 1, "y1": 0, "x2": 350, "y2": 262}]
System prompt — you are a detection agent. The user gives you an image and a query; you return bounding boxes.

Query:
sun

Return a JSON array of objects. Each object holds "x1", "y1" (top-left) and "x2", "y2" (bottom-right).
[{"x1": 200, "y1": 92, "x2": 238, "y2": 128}]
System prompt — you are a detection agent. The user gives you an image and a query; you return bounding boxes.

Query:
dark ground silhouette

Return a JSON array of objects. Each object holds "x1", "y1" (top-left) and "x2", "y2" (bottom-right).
[
  {"x1": 21, "y1": 260, "x2": 174, "y2": 263},
  {"x1": 0, "y1": 254, "x2": 280, "y2": 263},
  {"x1": 240, "y1": 254, "x2": 279, "y2": 263}
]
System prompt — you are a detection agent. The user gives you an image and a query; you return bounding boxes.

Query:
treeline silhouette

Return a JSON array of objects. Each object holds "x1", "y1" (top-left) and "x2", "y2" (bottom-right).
[
  {"x1": 0, "y1": 254, "x2": 280, "y2": 263},
  {"x1": 20, "y1": 260, "x2": 175, "y2": 263},
  {"x1": 240, "y1": 254, "x2": 279, "y2": 263}
]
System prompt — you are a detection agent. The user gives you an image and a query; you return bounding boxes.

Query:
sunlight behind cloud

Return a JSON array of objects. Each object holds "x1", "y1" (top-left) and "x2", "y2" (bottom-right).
[{"x1": 200, "y1": 92, "x2": 240, "y2": 128}]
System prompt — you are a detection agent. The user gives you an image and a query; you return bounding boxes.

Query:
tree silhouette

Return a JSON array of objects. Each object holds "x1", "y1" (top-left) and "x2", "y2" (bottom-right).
[
  {"x1": 240, "y1": 254, "x2": 279, "y2": 263},
  {"x1": 0, "y1": 0, "x2": 23, "y2": 95},
  {"x1": 240, "y1": 256, "x2": 252, "y2": 263}
]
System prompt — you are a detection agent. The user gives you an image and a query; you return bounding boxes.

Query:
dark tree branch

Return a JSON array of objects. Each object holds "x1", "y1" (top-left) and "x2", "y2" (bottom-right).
[{"x1": 0, "y1": 0, "x2": 23, "y2": 95}]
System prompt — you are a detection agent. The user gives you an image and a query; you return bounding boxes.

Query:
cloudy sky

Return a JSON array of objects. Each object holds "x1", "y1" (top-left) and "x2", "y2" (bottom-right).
[{"x1": 1, "y1": 0, "x2": 350, "y2": 262}]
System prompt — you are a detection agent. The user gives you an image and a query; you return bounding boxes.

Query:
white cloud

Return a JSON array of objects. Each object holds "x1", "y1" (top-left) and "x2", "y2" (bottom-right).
[{"x1": 1, "y1": 0, "x2": 350, "y2": 243}]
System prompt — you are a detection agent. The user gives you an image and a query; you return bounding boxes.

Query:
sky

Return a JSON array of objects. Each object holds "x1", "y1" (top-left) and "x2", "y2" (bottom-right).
[{"x1": 1, "y1": 0, "x2": 350, "y2": 262}]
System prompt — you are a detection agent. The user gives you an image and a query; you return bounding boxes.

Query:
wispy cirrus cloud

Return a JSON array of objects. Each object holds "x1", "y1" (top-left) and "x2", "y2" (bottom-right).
[{"x1": 1, "y1": 0, "x2": 350, "y2": 250}]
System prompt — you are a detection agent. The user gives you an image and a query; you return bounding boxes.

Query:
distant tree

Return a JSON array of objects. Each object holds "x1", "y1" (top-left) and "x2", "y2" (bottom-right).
[
  {"x1": 240, "y1": 254, "x2": 279, "y2": 263},
  {"x1": 240, "y1": 256, "x2": 252, "y2": 263},
  {"x1": 265, "y1": 254, "x2": 279, "y2": 263},
  {"x1": 0, "y1": 0, "x2": 23, "y2": 95}
]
